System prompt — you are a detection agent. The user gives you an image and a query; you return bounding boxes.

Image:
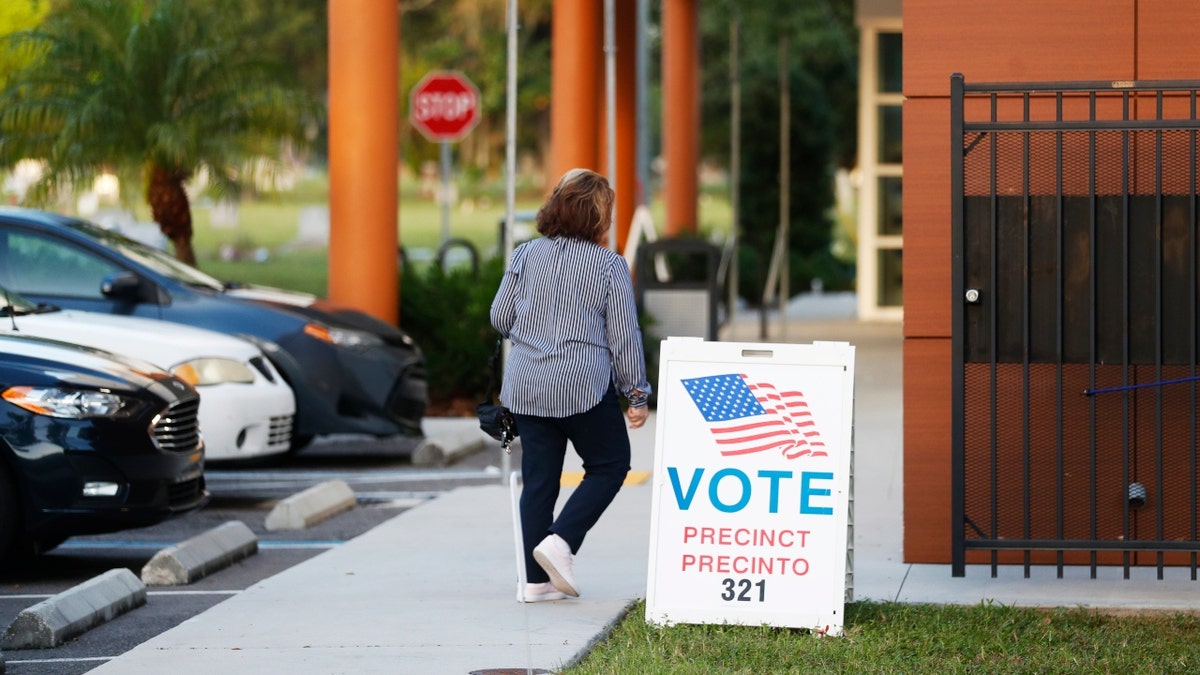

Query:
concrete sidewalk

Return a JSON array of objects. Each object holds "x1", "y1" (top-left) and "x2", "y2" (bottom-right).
[{"x1": 91, "y1": 316, "x2": 1200, "y2": 674}]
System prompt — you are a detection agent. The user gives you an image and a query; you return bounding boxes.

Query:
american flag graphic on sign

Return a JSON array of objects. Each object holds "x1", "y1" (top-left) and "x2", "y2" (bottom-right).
[{"x1": 681, "y1": 373, "x2": 827, "y2": 459}]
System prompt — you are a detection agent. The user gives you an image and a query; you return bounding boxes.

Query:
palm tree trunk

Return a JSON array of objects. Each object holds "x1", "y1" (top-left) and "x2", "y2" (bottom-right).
[{"x1": 147, "y1": 165, "x2": 197, "y2": 266}]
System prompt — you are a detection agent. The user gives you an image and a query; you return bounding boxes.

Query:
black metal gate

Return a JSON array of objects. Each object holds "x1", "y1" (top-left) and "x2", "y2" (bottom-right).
[{"x1": 951, "y1": 74, "x2": 1200, "y2": 578}]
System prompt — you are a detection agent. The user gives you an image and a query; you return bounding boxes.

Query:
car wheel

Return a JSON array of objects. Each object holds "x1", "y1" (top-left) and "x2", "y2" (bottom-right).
[{"x1": 0, "y1": 461, "x2": 19, "y2": 564}]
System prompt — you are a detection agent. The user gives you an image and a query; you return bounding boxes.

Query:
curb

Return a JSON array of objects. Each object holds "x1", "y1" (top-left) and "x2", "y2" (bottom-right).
[
  {"x1": 412, "y1": 430, "x2": 489, "y2": 467},
  {"x1": 141, "y1": 521, "x2": 259, "y2": 586},
  {"x1": 265, "y1": 479, "x2": 356, "y2": 531},
  {"x1": 2, "y1": 568, "x2": 146, "y2": 649}
]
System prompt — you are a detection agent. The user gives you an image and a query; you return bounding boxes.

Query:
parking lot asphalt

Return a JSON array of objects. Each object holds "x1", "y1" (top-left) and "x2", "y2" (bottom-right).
[{"x1": 87, "y1": 309, "x2": 1200, "y2": 674}]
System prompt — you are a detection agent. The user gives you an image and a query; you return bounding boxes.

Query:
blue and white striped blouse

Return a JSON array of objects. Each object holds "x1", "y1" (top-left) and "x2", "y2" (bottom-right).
[{"x1": 490, "y1": 236, "x2": 652, "y2": 418}]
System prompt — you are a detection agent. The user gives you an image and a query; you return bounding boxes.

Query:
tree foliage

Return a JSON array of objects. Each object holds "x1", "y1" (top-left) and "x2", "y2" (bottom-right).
[
  {"x1": 0, "y1": 0, "x2": 48, "y2": 86},
  {"x1": 0, "y1": 0, "x2": 858, "y2": 290},
  {"x1": 227, "y1": 0, "x2": 329, "y2": 164},
  {"x1": 0, "y1": 0, "x2": 323, "y2": 264},
  {"x1": 400, "y1": 0, "x2": 553, "y2": 185},
  {"x1": 697, "y1": 0, "x2": 858, "y2": 299}
]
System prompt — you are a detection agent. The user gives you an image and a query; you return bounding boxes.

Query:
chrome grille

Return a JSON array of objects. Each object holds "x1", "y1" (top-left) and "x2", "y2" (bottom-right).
[
  {"x1": 268, "y1": 414, "x2": 293, "y2": 449},
  {"x1": 168, "y1": 477, "x2": 203, "y2": 507},
  {"x1": 152, "y1": 399, "x2": 201, "y2": 452}
]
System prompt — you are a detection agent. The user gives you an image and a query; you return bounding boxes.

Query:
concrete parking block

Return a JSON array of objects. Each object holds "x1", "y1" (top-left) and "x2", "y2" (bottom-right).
[
  {"x1": 411, "y1": 429, "x2": 489, "y2": 467},
  {"x1": 264, "y1": 479, "x2": 356, "y2": 531},
  {"x1": 2, "y1": 568, "x2": 146, "y2": 649},
  {"x1": 141, "y1": 520, "x2": 259, "y2": 586}
]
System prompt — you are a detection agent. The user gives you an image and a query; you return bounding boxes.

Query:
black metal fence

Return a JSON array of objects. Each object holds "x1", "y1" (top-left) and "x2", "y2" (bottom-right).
[{"x1": 950, "y1": 74, "x2": 1200, "y2": 578}]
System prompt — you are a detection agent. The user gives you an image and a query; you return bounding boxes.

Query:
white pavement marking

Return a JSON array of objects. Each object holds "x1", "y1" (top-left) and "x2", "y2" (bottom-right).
[
  {"x1": 6, "y1": 657, "x2": 114, "y2": 664},
  {"x1": 204, "y1": 468, "x2": 500, "y2": 483},
  {"x1": 58, "y1": 540, "x2": 343, "y2": 550},
  {"x1": 146, "y1": 590, "x2": 240, "y2": 596}
]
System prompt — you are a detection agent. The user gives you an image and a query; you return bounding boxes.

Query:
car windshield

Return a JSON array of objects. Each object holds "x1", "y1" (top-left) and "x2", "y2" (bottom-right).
[
  {"x1": 0, "y1": 284, "x2": 53, "y2": 315},
  {"x1": 64, "y1": 218, "x2": 226, "y2": 292}
]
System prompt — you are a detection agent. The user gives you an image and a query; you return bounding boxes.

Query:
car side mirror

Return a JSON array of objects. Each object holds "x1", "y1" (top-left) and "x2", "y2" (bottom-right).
[{"x1": 101, "y1": 271, "x2": 142, "y2": 299}]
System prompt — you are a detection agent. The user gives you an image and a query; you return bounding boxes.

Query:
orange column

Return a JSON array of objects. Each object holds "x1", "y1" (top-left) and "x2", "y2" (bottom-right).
[
  {"x1": 328, "y1": 0, "x2": 399, "y2": 323},
  {"x1": 662, "y1": 0, "x2": 699, "y2": 236},
  {"x1": 550, "y1": 0, "x2": 602, "y2": 187},
  {"x1": 613, "y1": 0, "x2": 638, "y2": 253}
]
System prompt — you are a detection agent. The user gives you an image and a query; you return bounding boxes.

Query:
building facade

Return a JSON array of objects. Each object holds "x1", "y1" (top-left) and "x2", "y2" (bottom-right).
[{"x1": 887, "y1": 0, "x2": 1200, "y2": 562}]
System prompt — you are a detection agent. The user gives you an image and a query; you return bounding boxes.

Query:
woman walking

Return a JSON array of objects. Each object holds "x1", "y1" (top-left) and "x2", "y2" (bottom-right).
[{"x1": 490, "y1": 168, "x2": 651, "y2": 603}]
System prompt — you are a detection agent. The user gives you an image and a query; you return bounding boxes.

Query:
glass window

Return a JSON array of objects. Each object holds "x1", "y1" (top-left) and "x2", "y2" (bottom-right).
[
  {"x1": 878, "y1": 32, "x2": 903, "y2": 94},
  {"x1": 878, "y1": 248, "x2": 903, "y2": 307},
  {"x1": 4, "y1": 231, "x2": 119, "y2": 299},
  {"x1": 67, "y1": 219, "x2": 222, "y2": 291},
  {"x1": 878, "y1": 105, "x2": 902, "y2": 164},
  {"x1": 878, "y1": 176, "x2": 902, "y2": 235}
]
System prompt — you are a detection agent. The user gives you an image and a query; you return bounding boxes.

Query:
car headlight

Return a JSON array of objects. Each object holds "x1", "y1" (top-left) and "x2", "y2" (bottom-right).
[
  {"x1": 171, "y1": 358, "x2": 256, "y2": 386},
  {"x1": 302, "y1": 323, "x2": 383, "y2": 348},
  {"x1": 1, "y1": 386, "x2": 146, "y2": 419}
]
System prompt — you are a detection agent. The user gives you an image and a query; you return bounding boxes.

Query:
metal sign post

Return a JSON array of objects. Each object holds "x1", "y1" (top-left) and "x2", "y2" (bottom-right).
[{"x1": 409, "y1": 70, "x2": 481, "y2": 248}]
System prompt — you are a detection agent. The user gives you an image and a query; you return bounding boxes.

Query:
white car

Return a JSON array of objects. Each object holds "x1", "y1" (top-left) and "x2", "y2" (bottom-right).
[{"x1": 0, "y1": 287, "x2": 295, "y2": 463}]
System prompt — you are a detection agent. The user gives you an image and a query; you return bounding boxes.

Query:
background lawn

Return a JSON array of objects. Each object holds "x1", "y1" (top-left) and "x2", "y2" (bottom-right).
[{"x1": 179, "y1": 175, "x2": 734, "y2": 298}]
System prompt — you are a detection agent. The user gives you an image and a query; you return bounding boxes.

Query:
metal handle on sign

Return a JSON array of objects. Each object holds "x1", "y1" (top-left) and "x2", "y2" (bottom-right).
[{"x1": 741, "y1": 349, "x2": 774, "y2": 358}]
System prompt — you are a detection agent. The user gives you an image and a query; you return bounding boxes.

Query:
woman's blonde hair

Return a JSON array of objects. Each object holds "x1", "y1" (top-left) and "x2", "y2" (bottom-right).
[{"x1": 535, "y1": 168, "x2": 614, "y2": 244}]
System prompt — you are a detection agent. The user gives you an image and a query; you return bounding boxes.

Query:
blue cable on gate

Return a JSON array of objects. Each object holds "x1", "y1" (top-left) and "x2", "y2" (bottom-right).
[{"x1": 1083, "y1": 374, "x2": 1200, "y2": 396}]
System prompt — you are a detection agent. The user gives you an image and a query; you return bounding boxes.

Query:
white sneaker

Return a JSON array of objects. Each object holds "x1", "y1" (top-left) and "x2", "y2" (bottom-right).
[
  {"x1": 533, "y1": 533, "x2": 579, "y2": 597},
  {"x1": 518, "y1": 582, "x2": 566, "y2": 603}
]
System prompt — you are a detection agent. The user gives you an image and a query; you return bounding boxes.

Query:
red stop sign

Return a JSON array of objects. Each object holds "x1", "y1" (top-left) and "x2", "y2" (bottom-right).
[{"x1": 409, "y1": 71, "x2": 481, "y2": 142}]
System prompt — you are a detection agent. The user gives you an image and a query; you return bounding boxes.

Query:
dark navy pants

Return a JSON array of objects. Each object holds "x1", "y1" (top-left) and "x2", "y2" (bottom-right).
[{"x1": 514, "y1": 388, "x2": 631, "y2": 584}]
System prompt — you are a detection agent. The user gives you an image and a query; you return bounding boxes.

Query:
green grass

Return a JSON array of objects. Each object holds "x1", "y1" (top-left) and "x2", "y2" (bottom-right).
[
  {"x1": 187, "y1": 194, "x2": 535, "y2": 296},
  {"x1": 202, "y1": 249, "x2": 330, "y2": 295},
  {"x1": 182, "y1": 177, "x2": 735, "y2": 297},
  {"x1": 562, "y1": 600, "x2": 1200, "y2": 674}
]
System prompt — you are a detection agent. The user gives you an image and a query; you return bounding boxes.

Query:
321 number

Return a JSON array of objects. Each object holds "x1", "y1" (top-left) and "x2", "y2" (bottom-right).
[{"x1": 720, "y1": 578, "x2": 765, "y2": 602}]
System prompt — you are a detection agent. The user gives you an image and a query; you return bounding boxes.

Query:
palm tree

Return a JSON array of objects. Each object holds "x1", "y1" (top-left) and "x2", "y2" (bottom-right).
[{"x1": 0, "y1": 0, "x2": 323, "y2": 265}]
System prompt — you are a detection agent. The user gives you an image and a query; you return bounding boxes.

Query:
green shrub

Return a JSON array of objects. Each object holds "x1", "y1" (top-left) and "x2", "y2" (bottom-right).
[{"x1": 400, "y1": 258, "x2": 505, "y2": 409}]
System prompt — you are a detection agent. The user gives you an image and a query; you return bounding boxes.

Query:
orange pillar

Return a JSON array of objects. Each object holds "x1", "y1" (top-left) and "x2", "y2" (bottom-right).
[
  {"x1": 550, "y1": 0, "x2": 602, "y2": 187},
  {"x1": 328, "y1": 0, "x2": 399, "y2": 323},
  {"x1": 613, "y1": 0, "x2": 638, "y2": 253},
  {"x1": 663, "y1": 0, "x2": 699, "y2": 236}
]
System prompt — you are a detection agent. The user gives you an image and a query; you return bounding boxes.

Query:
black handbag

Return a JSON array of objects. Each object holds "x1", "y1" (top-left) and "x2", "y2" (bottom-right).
[{"x1": 477, "y1": 337, "x2": 518, "y2": 452}]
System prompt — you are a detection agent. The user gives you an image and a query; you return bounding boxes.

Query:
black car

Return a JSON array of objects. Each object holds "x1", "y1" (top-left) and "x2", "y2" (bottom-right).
[
  {"x1": 0, "y1": 206, "x2": 428, "y2": 450},
  {"x1": 0, "y1": 333, "x2": 208, "y2": 561}
]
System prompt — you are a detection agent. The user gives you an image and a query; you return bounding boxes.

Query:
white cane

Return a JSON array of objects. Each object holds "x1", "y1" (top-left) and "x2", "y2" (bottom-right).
[
  {"x1": 511, "y1": 468, "x2": 539, "y2": 672},
  {"x1": 510, "y1": 470, "x2": 527, "y2": 599}
]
